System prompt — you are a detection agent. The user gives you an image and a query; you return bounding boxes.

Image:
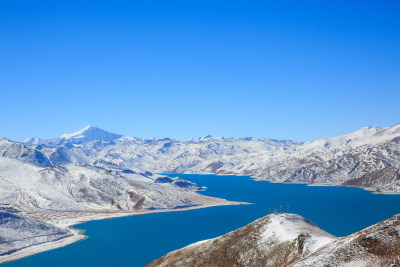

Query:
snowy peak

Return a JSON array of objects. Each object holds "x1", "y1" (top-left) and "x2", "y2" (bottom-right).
[
  {"x1": 343, "y1": 122, "x2": 400, "y2": 147},
  {"x1": 303, "y1": 126, "x2": 385, "y2": 151},
  {"x1": 347, "y1": 125, "x2": 386, "y2": 139},
  {"x1": 59, "y1": 125, "x2": 122, "y2": 144},
  {"x1": 60, "y1": 124, "x2": 92, "y2": 139},
  {"x1": 371, "y1": 122, "x2": 400, "y2": 139}
]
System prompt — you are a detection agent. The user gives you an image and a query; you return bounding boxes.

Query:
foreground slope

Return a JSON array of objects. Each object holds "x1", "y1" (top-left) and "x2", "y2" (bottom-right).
[
  {"x1": 293, "y1": 214, "x2": 400, "y2": 266},
  {"x1": 147, "y1": 213, "x2": 400, "y2": 267},
  {"x1": 146, "y1": 213, "x2": 334, "y2": 267}
]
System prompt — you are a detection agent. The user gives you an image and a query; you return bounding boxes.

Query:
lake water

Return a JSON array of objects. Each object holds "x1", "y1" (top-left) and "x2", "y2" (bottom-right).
[{"x1": 6, "y1": 174, "x2": 400, "y2": 267}]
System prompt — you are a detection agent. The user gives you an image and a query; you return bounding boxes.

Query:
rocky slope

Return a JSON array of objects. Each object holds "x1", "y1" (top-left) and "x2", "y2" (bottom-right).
[
  {"x1": 293, "y1": 214, "x2": 400, "y2": 266},
  {"x1": 146, "y1": 213, "x2": 400, "y2": 267}
]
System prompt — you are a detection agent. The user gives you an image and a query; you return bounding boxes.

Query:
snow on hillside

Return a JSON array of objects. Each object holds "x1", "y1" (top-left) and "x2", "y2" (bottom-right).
[
  {"x1": 0, "y1": 211, "x2": 73, "y2": 260},
  {"x1": 147, "y1": 212, "x2": 400, "y2": 267},
  {"x1": 300, "y1": 126, "x2": 385, "y2": 151},
  {"x1": 260, "y1": 214, "x2": 333, "y2": 255},
  {"x1": 292, "y1": 213, "x2": 400, "y2": 266},
  {"x1": 146, "y1": 213, "x2": 335, "y2": 267},
  {"x1": 0, "y1": 154, "x2": 239, "y2": 262},
  {"x1": 0, "y1": 157, "x2": 223, "y2": 213},
  {"x1": 0, "y1": 138, "x2": 51, "y2": 167}
]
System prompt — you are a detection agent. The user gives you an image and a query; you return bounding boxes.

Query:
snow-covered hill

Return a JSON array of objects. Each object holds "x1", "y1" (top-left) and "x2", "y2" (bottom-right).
[
  {"x1": 0, "y1": 212, "x2": 73, "y2": 259},
  {"x1": 0, "y1": 157, "x2": 216, "y2": 213},
  {"x1": 146, "y1": 212, "x2": 400, "y2": 267}
]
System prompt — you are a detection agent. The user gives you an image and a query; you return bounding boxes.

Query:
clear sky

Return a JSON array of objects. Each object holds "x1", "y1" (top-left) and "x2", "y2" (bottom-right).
[{"x1": 1, "y1": 1, "x2": 399, "y2": 141}]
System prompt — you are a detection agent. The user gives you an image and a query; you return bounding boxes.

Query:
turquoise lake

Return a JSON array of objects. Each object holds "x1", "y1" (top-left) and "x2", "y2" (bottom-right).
[{"x1": 6, "y1": 174, "x2": 400, "y2": 267}]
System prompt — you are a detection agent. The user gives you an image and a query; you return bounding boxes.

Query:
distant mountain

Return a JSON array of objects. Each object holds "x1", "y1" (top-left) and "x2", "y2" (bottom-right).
[
  {"x1": 147, "y1": 213, "x2": 400, "y2": 267},
  {"x1": 19, "y1": 122, "x2": 400, "y2": 193},
  {"x1": 256, "y1": 123, "x2": 400, "y2": 193},
  {"x1": 299, "y1": 126, "x2": 384, "y2": 151},
  {"x1": 59, "y1": 125, "x2": 123, "y2": 144},
  {"x1": 0, "y1": 139, "x2": 51, "y2": 167},
  {"x1": 24, "y1": 125, "x2": 123, "y2": 147}
]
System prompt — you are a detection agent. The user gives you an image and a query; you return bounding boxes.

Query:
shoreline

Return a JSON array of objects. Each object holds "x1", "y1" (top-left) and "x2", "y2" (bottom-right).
[
  {"x1": 0, "y1": 228, "x2": 85, "y2": 264},
  {"x1": 0, "y1": 199, "x2": 248, "y2": 264},
  {"x1": 170, "y1": 172, "x2": 400, "y2": 195},
  {"x1": 3, "y1": 172, "x2": 397, "y2": 264}
]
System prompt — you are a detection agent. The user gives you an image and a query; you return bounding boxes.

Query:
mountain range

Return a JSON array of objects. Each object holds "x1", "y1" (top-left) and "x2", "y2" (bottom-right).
[
  {"x1": 1, "y1": 123, "x2": 400, "y2": 262},
  {"x1": 13, "y1": 123, "x2": 400, "y2": 194}
]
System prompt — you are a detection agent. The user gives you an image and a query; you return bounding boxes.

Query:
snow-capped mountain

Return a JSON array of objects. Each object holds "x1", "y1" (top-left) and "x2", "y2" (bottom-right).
[
  {"x1": 146, "y1": 212, "x2": 400, "y2": 267},
  {"x1": 25, "y1": 125, "x2": 122, "y2": 146},
  {"x1": 59, "y1": 125, "x2": 122, "y2": 144},
  {"x1": 19, "y1": 122, "x2": 400, "y2": 193},
  {"x1": 0, "y1": 138, "x2": 51, "y2": 167},
  {"x1": 1, "y1": 123, "x2": 400, "y2": 262}
]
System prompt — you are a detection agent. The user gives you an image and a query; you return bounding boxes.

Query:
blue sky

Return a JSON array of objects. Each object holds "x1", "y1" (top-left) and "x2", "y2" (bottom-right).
[{"x1": 1, "y1": 1, "x2": 399, "y2": 141}]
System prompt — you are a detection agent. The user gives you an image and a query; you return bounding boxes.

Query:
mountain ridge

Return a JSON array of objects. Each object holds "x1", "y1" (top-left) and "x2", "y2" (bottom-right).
[{"x1": 13, "y1": 122, "x2": 400, "y2": 193}]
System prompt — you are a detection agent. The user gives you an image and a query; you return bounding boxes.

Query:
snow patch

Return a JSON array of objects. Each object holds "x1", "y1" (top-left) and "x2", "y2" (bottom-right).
[{"x1": 261, "y1": 214, "x2": 334, "y2": 254}]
